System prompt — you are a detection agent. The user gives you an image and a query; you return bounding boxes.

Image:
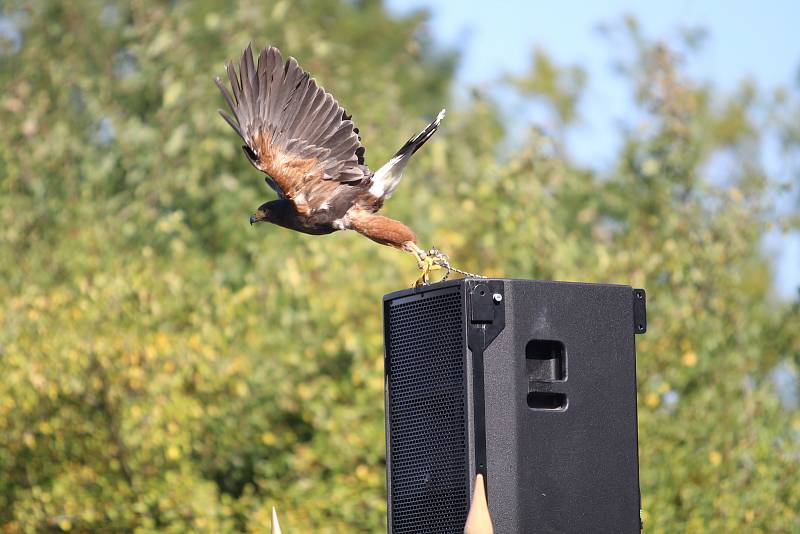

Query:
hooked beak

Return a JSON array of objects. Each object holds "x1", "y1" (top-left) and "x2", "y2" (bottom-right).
[{"x1": 249, "y1": 214, "x2": 257, "y2": 226}]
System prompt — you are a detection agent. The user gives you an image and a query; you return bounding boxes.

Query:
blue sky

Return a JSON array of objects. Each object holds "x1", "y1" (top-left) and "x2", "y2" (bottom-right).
[{"x1": 387, "y1": 0, "x2": 800, "y2": 299}]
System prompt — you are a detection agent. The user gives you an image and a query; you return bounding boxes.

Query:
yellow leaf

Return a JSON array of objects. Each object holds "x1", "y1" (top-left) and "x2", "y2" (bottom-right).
[
  {"x1": 272, "y1": 1, "x2": 289, "y2": 21},
  {"x1": 163, "y1": 82, "x2": 184, "y2": 108},
  {"x1": 166, "y1": 445, "x2": 181, "y2": 460},
  {"x1": 235, "y1": 381, "x2": 249, "y2": 397},
  {"x1": 355, "y1": 464, "x2": 370, "y2": 480},
  {"x1": 204, "y1": 13, "x2": 221, "y2": 30}
]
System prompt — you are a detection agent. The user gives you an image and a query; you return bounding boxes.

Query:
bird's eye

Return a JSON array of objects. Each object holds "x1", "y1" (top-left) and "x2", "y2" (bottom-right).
[{"x1": 242, "y1": 145, "x2": 258, "y2": 162}]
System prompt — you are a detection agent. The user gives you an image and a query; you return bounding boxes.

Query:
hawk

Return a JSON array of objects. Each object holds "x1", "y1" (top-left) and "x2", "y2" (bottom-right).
[{"x1": 215, "y1": 45, "x2": 448, "y2": 285}]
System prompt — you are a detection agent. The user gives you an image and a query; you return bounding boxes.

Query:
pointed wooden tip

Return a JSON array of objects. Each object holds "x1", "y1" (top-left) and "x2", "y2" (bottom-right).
[
  {"x1": 464, "y1": 474, "x2": 494, "y2": 534},
  {"x1": 271, "y1": 506, "x2": 283, "y2": 534}
]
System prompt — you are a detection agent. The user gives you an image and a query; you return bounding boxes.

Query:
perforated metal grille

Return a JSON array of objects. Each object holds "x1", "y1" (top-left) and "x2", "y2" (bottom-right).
[{"x1": 386, "y1": 288, "x2": 469, "y2": 533}]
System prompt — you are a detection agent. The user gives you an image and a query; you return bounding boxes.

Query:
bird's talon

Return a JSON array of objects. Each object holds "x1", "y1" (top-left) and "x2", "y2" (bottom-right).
[{"x1": 411, "y1": 250, "x2": 448, "y2": 287}]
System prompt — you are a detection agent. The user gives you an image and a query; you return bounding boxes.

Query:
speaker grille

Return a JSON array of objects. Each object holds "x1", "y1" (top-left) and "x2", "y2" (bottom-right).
[{"x1": 386, "y1": 288, "x2": 469, "y2": 533}]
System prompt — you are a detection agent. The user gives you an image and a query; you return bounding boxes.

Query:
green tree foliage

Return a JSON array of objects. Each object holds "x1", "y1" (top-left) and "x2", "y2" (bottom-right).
[{"x1": 1, "y1": 2, "x2": 798, "y2": 533}]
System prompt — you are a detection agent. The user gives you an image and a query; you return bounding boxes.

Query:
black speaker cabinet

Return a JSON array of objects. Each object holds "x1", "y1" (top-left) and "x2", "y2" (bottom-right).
[{"x1": 383, "y1": 279, "x2": 646, "y2": 533}]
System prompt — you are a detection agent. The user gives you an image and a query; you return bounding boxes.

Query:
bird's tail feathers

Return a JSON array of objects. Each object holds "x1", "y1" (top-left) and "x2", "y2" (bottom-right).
[
  {"x1": 368, "y1": 109, "x2": 445, "y2": 200},
  {"x1": 393, "y1": 108, "x2": 446, "y2": 158}
]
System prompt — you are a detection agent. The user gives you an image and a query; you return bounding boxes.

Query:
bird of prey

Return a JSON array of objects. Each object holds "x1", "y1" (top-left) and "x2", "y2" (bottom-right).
[{"x1": 215, "y1": 45, "x2": 448, "y2": 285}]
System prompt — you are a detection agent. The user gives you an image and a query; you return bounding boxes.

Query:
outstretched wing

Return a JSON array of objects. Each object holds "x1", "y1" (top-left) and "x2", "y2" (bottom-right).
[{"x1": 215, "y1": 45, "x2": 368, "y2": 213}]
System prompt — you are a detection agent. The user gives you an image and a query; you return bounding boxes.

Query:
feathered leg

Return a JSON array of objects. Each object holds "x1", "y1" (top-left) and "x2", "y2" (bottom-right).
[{"x1": 348, "y1": 211, "x2": 447, "y2": 286}]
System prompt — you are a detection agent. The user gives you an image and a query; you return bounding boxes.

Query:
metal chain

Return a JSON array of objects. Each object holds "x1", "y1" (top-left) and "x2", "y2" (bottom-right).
[
  {"x1": 420, "y1": 247, "x2": 487, "y2": 284},
  {"x1": 436, "y1": 256, "x2": 487, "y2": 282}
]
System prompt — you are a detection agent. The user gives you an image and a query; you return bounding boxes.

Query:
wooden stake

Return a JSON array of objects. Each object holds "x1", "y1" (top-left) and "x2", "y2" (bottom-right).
[
  {"x1": 271, "y1": 506, "x2": 283, "y2": 534},
  {"x1": 464, "y1": 474, "x2": 494, "y2": 534}
]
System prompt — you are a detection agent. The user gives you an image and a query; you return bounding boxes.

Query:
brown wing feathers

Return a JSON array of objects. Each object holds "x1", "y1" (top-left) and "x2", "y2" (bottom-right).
[{"x1": 215, "y1": 45, "x2": 368, "y2": 201}]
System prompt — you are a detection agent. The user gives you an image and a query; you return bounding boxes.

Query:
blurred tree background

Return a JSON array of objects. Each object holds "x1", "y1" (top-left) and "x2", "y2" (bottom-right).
[{"x1": 1, "y1": 0, "x2": 799, "y2": 532}]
